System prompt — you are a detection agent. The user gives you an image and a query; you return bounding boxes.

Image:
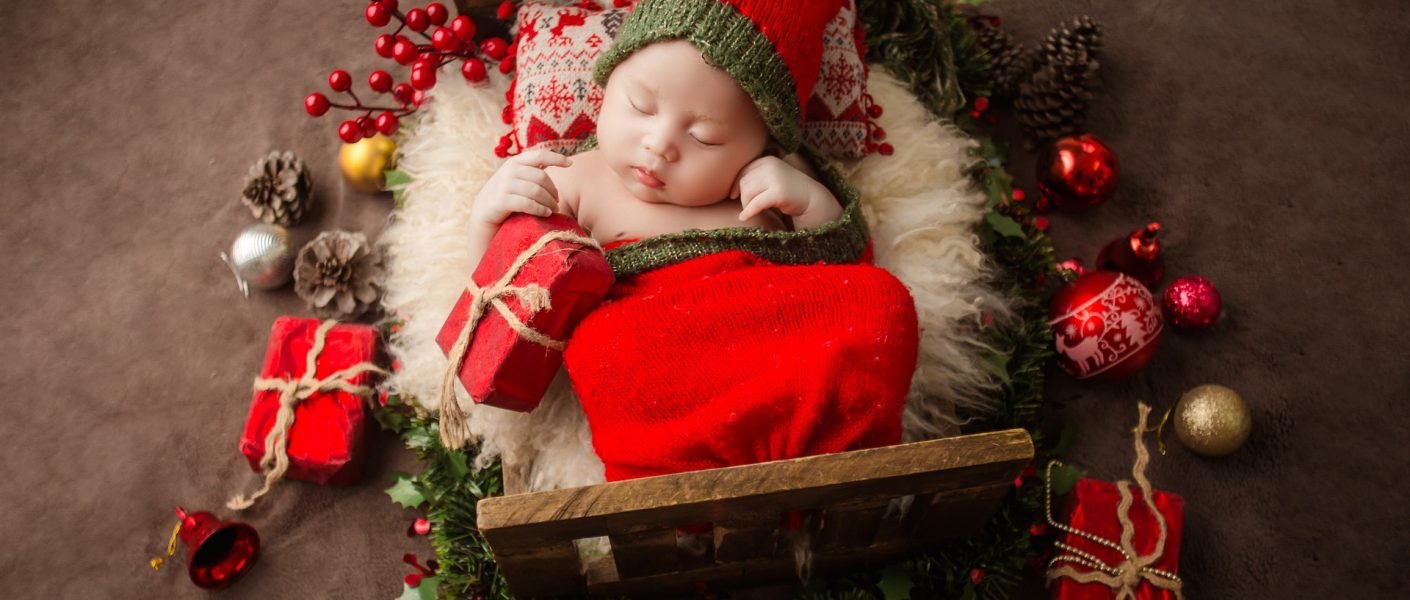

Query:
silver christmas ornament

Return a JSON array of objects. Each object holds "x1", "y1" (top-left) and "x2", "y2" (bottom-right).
[{"x1": 220, "y1": 223, "x2": 295, "y2": 296}]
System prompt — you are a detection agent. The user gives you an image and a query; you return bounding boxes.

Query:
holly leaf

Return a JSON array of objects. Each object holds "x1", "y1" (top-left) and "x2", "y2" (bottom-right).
[
  {"x1": 985, "y1": 212, "x2": 1026, "y2": 239},
  {"x1": 384, "y1": 168, "x2": 411, "y2": 191},
  {"x1": 446, "y1": 449, "x2": 471, "y2": 479},
  {"x1": 395, "y1": 576, "x2": 440, "y2": 600},
  {"x1": 877, "y1": 564, "x2": 913, "y2": 600},
  {"x1": 403, "y1": 428, "x2": 436, "y2": 452},
  {"x1": 980, "y1": 351, "x2": 1012, "y2": 386},
  {"x1": 1047, "y1": 462, "x2": 1086, "y2": 496},
  {"x1": 386, "y1": 473, "x2": 426, "y2": 509},
  {"x1": 1052, "y1": 422, "x2": 1080, "y2": 459}
]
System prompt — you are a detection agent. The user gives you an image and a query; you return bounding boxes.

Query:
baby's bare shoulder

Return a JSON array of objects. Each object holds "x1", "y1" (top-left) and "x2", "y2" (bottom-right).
[{"x1": 544, "y1": 149, "x2": 598, "y2": 219}]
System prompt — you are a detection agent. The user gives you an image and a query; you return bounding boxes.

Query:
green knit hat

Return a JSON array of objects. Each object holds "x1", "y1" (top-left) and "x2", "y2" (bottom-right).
[{"x1": 593, "y1": 0, "x2": 843, "y2": 153}]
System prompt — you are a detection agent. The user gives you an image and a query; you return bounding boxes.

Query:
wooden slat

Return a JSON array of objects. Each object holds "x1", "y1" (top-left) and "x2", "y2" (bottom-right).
[
  {"x1": 494, "y1": 540, "x2": 582, "y2": 598},
  {"x1": 587, "y1": 539, "x2": 937, "y2": 597},
  {"x1": 608, "y1": 528, "x2": 679, "y2": 578},
  {"x1": 815, "y1": 501, "x2": 887, "y2": 552},
  {"x1": 714, "y1": 514, "x2": 779, "y2": 562},
  {"x1": 479, "y1": 429, "x2": 1033, "y2": 550},
  {"x1": 908, "y1": 482, "x2": 1013, "y2": 542}
]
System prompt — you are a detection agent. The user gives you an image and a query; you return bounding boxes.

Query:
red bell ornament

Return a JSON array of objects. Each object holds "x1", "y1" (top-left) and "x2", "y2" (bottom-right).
[
  {"x1": 1038, "y1": 133, "x2": 1120, "y2": 211},
  {"x1": 151, "y1": 507, "x2": 261, "y2": 589},
  {"x1": 1097, "y1": 221, "x2": 1165, "y2": 288},
  {"x1": 1048, "y1": 271, "x2": 1164, "y2": 379}
]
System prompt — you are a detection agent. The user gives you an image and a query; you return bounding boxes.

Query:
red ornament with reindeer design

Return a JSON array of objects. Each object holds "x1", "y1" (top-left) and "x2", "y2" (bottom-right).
[{"x1": 1048, "y1": 271, "x2": 1163, "y2": 379}]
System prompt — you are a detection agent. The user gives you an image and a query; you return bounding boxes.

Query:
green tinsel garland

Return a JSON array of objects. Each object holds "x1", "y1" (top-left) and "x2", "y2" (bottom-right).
[{"x1": 372, "y1": 1, "x2": 1069, "y2": 597}]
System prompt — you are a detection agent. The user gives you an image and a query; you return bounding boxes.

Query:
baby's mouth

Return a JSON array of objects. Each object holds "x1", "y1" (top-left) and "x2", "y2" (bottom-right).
[{"x1": 632, "y1": 166, "x2": 665, "y2": 189}]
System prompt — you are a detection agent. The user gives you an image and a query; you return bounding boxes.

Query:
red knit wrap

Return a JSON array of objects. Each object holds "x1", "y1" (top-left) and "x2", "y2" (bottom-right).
[{"x1": 563, "y1": 246, "x2": 919, "y2": 482}]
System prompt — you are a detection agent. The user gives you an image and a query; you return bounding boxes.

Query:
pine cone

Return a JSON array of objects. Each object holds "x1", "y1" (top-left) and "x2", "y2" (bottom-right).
[
  {"x1": 973, "y1": 20, "x2": 1033, "y2": 99},
  {"x1": 1037, "y1": 16, "x2": 1104, "y2": 68},
  {"x1": 1014, "y1": 52, "x2": 1099, "y2": 145},
  {"x1": 242, "y1": 150, "x2": 312, "y2": 226},
  {"x1": 293, "y1": 230, "x2": 385, "y2": 319}
]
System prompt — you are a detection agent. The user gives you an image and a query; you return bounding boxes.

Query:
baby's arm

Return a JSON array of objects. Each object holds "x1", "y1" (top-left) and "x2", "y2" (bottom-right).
[
  {"x1": 467, "y1": 149, "x2": 573, "y2": 267},
  {"x1": 733, "y1": 153, "x2": 842, "y2": 230}
]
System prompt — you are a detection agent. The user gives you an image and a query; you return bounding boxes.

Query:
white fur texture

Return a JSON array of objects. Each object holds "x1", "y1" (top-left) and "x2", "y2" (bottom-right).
[{"x1": 379, "y1": 68, "x2": 1008, "y2": 492}]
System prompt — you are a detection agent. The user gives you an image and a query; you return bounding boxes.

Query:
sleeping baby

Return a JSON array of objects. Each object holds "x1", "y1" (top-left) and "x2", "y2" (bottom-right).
[{"x1": 465, "y1": 0, "x2": 920, "y2": 483}]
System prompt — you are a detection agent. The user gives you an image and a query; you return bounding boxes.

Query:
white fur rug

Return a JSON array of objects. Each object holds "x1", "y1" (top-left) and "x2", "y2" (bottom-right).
[{"x1": 379, "y1": 68, "x2": 1010, "y2": 493}]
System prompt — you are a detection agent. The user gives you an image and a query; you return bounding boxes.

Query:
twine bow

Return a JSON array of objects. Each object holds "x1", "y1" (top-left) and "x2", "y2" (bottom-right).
[
  {"x1": 438, "y1": 229, "x2": 600, "y2": 450},
  {"x1": 1044, "y1": 402, "x2": 1185, "y2": 599},
  {"x1": 228, "y1": 319, "x2": 387, "y2": 511}
]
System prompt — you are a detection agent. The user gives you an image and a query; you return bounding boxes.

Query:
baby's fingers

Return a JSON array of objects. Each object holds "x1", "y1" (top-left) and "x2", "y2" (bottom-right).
[
  {"x1": 505, "y1": 194, "x2": 556, "y2": 218},
  {"x1": 739, "y1": 189, "x2": 782, "y2": 221},
  {"x1": 510, "y1": 148, "x2": 573, "y2": 170}
]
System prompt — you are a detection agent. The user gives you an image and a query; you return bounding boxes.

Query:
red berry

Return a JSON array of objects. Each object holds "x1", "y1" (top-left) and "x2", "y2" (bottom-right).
[
  {"x1": 365, "y1": 2, "x2": 391, "y2": 26},
  {"x1": 357, "y1": 116, "x2": 378, "y2": 138},
  {"x1": 411, "y1": 89, "x2": 426, "y2": 106},
  {"x1": 432, "y1": 26, "x2": 457, "y2": 52},
  {"x1": 461, "y1": 58, "x2": 487, "y2": 83},
  {"x1": 405, "y1": 7, "x2": 428, "y2": 32},
  {"x1": 380, "y1": 0, "x2": 398, "y2": 11},
  {"x1": 410, "y1": 65, "x2": 437, "y2": 90},
  {"x1": 338, "y1": 120, "x2": 361, "y2": 143},
  {"x1": 480, "y1": 37, "x2": 508, "y2": 60},
  {"x1": 375, "y1": 33, "x2": 396, "y2": 58},
  {"x1": 328, "y1": 69, "x2": 352, "y2": 92},
  {"x1": 304, "y1": 92, "x2": 330, "y2": 117},
  {"x1": 368, "y1": 70, "x2": 393, "y2": 93},
  {"x1": 1012, "y1": 188, "x2": 1026, "y2": 202},
  {"x1": 404, "y1": 573, "x2": 424, "y2": 588},
  {"x1": 1033, "y1": 216, "x2": 1050, "y2": 231},
  {"x1": 969, "y1": 567, "x2": 985, "y2": 585},
  {"x1": 974, "y1": 96, "x2": 990, "y2": 112},
  {"x1": 376, "y1": 111, "x2": 399, "y2": 135},
  {"x1": 497, "y1": 0, "x2": 514, "y2": 20},
  {"x1": 426, "y1": 2, "x2": 448, "y2": 26},
  {"x1": 498, "y1": 56, "x2": 515, "y2": 74},
  {"x1": 393, "y1": 82, "x2": 414, "y2": 102},
  {"x1": 450, "y1": 15, "x2": 475, "y2": 41},
  {"x1": 393, "y1": 38, "x2": 418, "y2": 65},
  {"x1": 412, "y1": 517, "x2": 432, "y2": 535}
]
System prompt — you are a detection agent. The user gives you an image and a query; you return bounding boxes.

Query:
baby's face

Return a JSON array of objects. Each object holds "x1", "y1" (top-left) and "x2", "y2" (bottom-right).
[{"x1": 597, "y1": 40, "x2": 770, "y2": 207}]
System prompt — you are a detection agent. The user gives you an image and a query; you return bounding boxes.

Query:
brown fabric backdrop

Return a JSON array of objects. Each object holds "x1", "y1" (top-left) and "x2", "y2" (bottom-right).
[{"x1": 2, "y1": 0, "x2": 1406, "y2": 598}]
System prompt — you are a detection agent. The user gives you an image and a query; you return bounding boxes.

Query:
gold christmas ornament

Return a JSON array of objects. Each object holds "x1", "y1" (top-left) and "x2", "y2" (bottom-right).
[
  {"x1": 1173, "y1": 384, "x2": 1251, "y2": 457},
  {"x1": 339, "y1": 134, "x2": 397, "y2": 193}
]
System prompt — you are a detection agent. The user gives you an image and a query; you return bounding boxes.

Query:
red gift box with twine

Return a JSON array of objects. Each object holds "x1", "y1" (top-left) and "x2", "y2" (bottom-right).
[
  {"x1": 229, "y1": 318, "x2": 385, "y2": 510},
  {"x1": 1045, "y1": 403, "x2": 1186, "y2": 599},
  {"x1": 436, "y1": 214, "x2": 613, "y2": 448}
]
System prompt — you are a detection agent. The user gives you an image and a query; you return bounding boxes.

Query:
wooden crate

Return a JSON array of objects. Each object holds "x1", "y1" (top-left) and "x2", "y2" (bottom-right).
[{"x1": 478, "y1": 429, "x2": 1033, "y2": 597}]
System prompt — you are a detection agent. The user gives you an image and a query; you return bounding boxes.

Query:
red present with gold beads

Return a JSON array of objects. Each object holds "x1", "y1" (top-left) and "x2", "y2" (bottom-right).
[
  {"x1": 1048, "y1": 477, "x2": 1185, "y2": 599},
  {"x1": 436, "y1": 214, "x2": 612, "y2": 413},
  {"x1": 238, "y1": 317, "x2": 383, "y2": 487},
  {"x1": 1045, "y1": 403, "x2": 1186, "y2": 599}
]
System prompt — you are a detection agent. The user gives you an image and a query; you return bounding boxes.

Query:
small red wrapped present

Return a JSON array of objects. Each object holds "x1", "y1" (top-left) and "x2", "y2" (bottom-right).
[
  {"x1": 230, "y1": 318, "x2": 385, "y2": 510},
  {"x1": 436, "y1": 214, "x2": 612, "y2": 419},
  {"x1": 1046, "y1": 404, "x2": 1185, "y2": 599}
]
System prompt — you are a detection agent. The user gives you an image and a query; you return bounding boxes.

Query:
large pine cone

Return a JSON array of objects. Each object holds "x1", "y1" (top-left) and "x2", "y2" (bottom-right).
[
  {"x1": 974, "y1": 20, "x2": 1033, "y2": 100},
  {"x1": 293, "y1": 230, "x2": 385, "y2": 319},
  {"x1": 1014, "y1": 52, "x2": 1100, "y2": 144},
  {"x1": 1038, "y1": 16, "x2": 1104, "y2": 68},
  {"x1": 242, "y1": 150, "x2": 312, "y2": 226}
]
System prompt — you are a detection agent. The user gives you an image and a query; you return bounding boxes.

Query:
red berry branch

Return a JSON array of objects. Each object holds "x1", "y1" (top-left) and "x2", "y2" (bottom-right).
[{"x1": 304, "y1": 0, "x2": 515, "y2": 142}]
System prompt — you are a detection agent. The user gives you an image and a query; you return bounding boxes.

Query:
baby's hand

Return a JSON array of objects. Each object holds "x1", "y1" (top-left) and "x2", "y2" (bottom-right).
[
  {"x1": 472, "y1": 149, "x2": 572, "y2": 226},
  {"x1": 731, "y1": 155, "x2": 839, "y2": 227}
]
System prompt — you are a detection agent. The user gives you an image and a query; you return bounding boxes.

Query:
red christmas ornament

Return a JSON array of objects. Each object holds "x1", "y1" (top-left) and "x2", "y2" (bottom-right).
[
  {"x1": 1097, "y1": 221, "x2": 1166, "y2": 288},
  {"x1": 1048, "y1": 271, "x2": 1164, "y2": 380},
  {"x1": 1037, "y1": 133, "x2": 1120, "y2": 211},
  {"x1": 154, "y1": 507, "x2": 260, "y2": 590},
  {"x1": 1162, "y1": 275, "x2": 1223, "y2": 329}
]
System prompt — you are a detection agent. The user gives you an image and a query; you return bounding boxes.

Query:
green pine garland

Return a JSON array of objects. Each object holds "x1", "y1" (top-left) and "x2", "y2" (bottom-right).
[{"x1": 372, "y1": 1, "x2": 1070, "y2": 597}]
